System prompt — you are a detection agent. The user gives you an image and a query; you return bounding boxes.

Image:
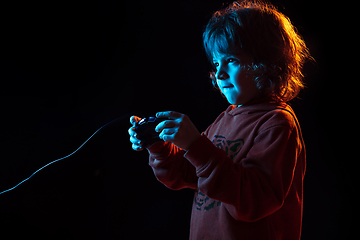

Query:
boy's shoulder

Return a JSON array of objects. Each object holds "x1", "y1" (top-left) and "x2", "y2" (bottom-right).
[{"x1": 260, "y1": 106, "x2": 297, "y2": 130}]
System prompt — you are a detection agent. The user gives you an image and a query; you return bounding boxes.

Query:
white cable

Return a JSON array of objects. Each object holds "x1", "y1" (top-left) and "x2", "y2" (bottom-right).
[{"x1": 0, "y1": 113, "x2": 137, "y2": 195}]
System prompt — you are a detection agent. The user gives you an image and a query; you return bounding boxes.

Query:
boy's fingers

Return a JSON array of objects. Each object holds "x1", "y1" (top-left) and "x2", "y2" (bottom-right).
[
  {"x1": 130, "y1": 116, "x2": 141, "y2": 125},
  {"x1": 132, "y1": 143, "x2": 143, "y2": 151},
  {"x1": 130, "y1": 116, "x2": 136, "y2": 125},
  {"x1": 155, "y1": 120, "x2": 176, "y2": 132},
  {"x1": 156, "y1": 111, "x2": 183, "y2": 119},
  {"x1": 129, "y1": 135, "x2": 141, "y2": 145},
  {"x1": 128, "y1": 126, "x2": 135, "y2": 136}
]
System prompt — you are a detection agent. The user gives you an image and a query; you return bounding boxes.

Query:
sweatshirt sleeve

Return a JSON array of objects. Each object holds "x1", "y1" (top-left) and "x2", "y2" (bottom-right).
[
  {"x1": 184, "y1": 125, "x2": 301, "y2": 222},
  {"x1": 147, "y1": 142, "x2": 198, "y2": 190}
]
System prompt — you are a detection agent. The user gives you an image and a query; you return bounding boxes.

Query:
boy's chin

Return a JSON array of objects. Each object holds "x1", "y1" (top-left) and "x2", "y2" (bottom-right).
[
  {"x1": 225, "y1": 96, "x2": 241, "y2": 105},
  {"x1": 222, "y1": 94, "x2": 237, "y2": 105},
  {"x1": 225, "y1": 98, "x2": 239, "y2": 106}
]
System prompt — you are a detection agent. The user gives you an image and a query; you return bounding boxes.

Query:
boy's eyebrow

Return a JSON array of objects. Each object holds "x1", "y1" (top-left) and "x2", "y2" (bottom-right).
[{"x1": 212, "y1": 54, "x2": 233, "y2": 62}]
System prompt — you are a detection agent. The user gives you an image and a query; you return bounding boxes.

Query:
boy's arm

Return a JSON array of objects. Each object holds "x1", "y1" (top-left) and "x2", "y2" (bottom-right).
[
  {"x1": 185, "y1": 125, "x2": 303, "y2": 222},
  {"x1": 147, "y1": 141, "x2": 198, "y2": 190}
]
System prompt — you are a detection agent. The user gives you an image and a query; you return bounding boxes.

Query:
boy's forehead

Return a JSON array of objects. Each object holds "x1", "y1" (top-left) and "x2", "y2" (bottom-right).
[
  {"x1": 212, "y1": 51, "x2": 254, "y2": 64},
  {"x1": 212, "y1": 52, "x2": 231, "y2": 61},
  {"x1": 212, "y1": 51, "x2": 248, "y2": 61}
]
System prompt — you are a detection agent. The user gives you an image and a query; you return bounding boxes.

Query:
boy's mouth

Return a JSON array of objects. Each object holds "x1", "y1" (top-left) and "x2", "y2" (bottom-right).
[{"x1": 221, "y1": 84, "x2": 234, "y2": 89}]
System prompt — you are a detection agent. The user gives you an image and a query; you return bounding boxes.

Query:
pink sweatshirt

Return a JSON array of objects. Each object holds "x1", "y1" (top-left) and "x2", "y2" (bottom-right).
[{"x1": 148, "y1": 98, "x2": 306, "y2": 240}]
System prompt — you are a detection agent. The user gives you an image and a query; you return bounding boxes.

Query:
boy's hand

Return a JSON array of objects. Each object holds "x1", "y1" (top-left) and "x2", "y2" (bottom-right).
[
  {"x1": 155, "y1": 111, "x2": 201, "y2": 151},
  {"x1": 128, "y1": 116, "x2": 144, "y2": 151}
]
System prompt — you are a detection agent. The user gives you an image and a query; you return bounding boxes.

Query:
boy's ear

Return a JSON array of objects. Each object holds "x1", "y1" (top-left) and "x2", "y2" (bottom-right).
[{"x1": 210, "y1": 71, "x2": 218, "y2": 89}]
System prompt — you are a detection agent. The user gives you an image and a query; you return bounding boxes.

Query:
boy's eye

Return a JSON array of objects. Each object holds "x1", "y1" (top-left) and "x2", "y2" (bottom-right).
[
  {"x1": 212, "y1": 57, "x2": 239, "y2": 68},
  {"x1": 227, "y1": 58, "x2": 238, "y2": 63}
]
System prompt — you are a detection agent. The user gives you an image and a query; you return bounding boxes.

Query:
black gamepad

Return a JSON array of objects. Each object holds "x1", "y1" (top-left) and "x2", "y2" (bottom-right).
[{"x1": 135, "y1": 116, "x2": 164, "y2": 148}]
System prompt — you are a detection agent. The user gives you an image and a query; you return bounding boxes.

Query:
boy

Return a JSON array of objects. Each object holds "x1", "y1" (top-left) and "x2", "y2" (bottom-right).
[{"x1": 128, "y1": 1, "x2": 310, "y2": 239}]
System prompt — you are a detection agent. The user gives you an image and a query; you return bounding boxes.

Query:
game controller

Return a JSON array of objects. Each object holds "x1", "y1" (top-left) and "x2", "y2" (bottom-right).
[{"x1": 135, "y1": 116, "x2": 164, "y2": 148}]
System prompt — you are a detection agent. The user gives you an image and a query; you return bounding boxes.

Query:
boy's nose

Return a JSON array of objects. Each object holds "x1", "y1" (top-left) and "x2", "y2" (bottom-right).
[{"x1": 215, "y1": 69, "x2": 229, "y2": 80}]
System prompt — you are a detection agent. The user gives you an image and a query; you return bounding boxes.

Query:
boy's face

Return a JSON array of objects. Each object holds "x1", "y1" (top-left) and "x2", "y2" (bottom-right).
[{"x1": 213, "y1": 52, "x2": 261, "y2": 106}]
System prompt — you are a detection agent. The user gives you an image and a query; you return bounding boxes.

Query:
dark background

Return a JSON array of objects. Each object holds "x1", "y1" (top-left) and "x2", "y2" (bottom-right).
[{"x1": 0, "y1": 0, "x2": 353, "y2": 239}]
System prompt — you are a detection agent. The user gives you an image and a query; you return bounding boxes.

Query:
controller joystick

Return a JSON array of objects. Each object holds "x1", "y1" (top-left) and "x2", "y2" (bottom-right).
[{"x1": 135, "y1": 117, "x2": 164, "y2": 148}]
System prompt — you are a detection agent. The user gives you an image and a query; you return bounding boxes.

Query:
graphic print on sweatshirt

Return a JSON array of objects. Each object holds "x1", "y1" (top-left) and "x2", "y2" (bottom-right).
[
  {"x1": 194, "y1": 135, "x2": 245, "y2": 211},
  {"x1": 212, "y1": 135, "x2": 244, "y2": 160},
  {"x1": 194, "y1": 190, "x2": 222, "y2": 211}
]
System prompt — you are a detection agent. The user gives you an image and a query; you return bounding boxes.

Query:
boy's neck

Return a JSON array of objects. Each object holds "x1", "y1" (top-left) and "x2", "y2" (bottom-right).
[{"x1": 236, "y1": 95, "x2": 276, "y2": 108}]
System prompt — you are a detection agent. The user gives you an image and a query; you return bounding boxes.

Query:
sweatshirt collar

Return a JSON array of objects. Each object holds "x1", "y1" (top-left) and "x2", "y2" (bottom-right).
[{"x1": 225, "y1": 97, "x2": 290, "y2": 116}]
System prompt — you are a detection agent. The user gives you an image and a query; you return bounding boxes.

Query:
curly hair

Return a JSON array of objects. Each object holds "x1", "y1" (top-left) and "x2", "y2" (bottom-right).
[{"x1": 203, "y1": 0, "x2": 311, "y2": 102}]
